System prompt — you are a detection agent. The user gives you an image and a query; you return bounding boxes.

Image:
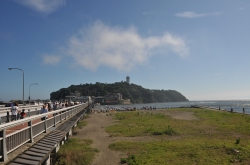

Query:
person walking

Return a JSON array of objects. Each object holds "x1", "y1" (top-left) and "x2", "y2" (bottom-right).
[
  {"x1": 17, "y1": 109, "x2": 21, "y2": 120},
  {"x1": 40, "y1": 105, "x2": 48, "y2": 121},
  {"x1": 65, "y1": 101, "x2": 69, "y2": 107},
  {"x1": 20, "y1": 109, "x2": 26, "y2": 119},
  {"x1": 11, "y1": 102, "x2": 19, "y2": 121}
]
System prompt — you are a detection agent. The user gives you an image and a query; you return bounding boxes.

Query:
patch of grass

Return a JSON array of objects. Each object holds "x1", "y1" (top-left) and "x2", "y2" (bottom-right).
[
  {"x1": 235, "y1": 137, "x2": 241, "y2": 144},
  {"x1": 164, "y1": 125, "x2": 176, "y2": 135},
  {"x1": 120, "y1": 154, "x2": 139, "y2": 165},
  {"x1": 110, "y1": 139, "x2": 250, "y2": 165},
  {"x1": 107, "y1": 108, "x2": 250, "y2": 164},
  {"x1": 76, "y1": 120, "x2": 87, "y2": 128},
  {"x1": 151, "y1": 131, "x2": 163, "y2": 135},
  {"x1": 52, "y1": 138, "x2": 99, "y2": 165}
]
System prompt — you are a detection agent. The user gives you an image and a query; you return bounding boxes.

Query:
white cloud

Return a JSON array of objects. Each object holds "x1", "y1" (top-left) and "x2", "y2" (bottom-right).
[
  {"x1": 175, "y1": 11, "x2": 221, "y2": 18},
  {"x1": 13, "y1": 0, "x2": 66, "y2": 14},
  {"x1": 66, "y1": 21, "x2": 189, "y2": 71},
  {"x1": 43, "y1": 55, "x2": 61, "y2": 65}
]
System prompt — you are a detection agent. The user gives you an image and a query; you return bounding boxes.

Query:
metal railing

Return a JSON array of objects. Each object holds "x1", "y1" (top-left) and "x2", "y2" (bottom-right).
[
  {"x1": 0, "y1": 104, "x2": 43, "y2": 112},
  {"x1": 0, "y1": 105, "x2": 43, "y2": 124},
  {"x1": 0, "y1": 103, "x2": 88, "y2": 161}
]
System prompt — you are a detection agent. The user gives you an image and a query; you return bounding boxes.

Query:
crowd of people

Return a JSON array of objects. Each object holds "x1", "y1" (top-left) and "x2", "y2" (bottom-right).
[
  {"x1": 40, "y1": 101, "x2": 73, "y2": 120},
  {"x1": 9, "y1": 101, "x2": 74, "y2": 122},
  {"x1": 141, "y1": 106, "x2": 157, "y2": 110}
]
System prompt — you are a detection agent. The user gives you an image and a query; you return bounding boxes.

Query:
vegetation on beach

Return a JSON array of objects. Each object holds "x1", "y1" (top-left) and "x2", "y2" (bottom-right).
[
  {"x1": 107, "y1": 108, "x2": 250, "y2": 164},
  {"x1": 52, "y1": 120, "x2": 98, "y2": 165},
  {"x1": 76, "y1": 119, "x2": 87, "y2": 128}
]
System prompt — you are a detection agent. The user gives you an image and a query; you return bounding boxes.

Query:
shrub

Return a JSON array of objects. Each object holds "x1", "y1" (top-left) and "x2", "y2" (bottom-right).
[
  {"x1": 152, "y1": 131, "x2": 163, "y2": 135},
  {"x1": 164, "y1": 125, "x2": 176, "y2": 135},
  {"x1": 235, "y1": 137, "x2": 241, "y2": 144},
  {"x1": 120, "y1": 154, "x2": 139, "y2": 165}
]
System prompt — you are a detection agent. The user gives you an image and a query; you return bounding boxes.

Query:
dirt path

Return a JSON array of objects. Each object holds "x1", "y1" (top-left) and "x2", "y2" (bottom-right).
[{"x1": 75, "y1": 112, "x2": 125, "y2": 165}]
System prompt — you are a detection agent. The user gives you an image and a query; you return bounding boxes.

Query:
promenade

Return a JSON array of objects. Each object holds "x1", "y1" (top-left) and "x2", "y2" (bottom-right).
[
  {"x1": 5, "y1": 114, "x2": 53, "y2": 135},
  {"x1": 0, "y1": 104, "x2": 88, "y2": 165}
]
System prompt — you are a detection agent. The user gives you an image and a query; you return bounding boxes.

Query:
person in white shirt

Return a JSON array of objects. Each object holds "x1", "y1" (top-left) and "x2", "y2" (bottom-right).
[{"x1": 11, "y1": 102, "x2": 19, "y2": 121}]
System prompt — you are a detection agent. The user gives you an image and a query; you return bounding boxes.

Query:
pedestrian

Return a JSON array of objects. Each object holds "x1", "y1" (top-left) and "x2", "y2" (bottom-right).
[
  {"x1": 53, "y1": 103, "x2": 57, "y2": 110},
  {"x1": 17, "y1": 109, "x2": 21, "y2": 120},
  {"x1": 65, "y1": 101, "x2": 69, "y2": 107},
  {"x1": 48, "y1": 103, "x2": 52, "y2": 111},
  {"x1": 20, "y1": 109, "x2": 26, "y2": 119},
  {"x1": 11, "y1": 102, "x2": 18, "y2": 121},
  {"x1": 40, "y1": 105, "x2": 48, "y2": 121}
]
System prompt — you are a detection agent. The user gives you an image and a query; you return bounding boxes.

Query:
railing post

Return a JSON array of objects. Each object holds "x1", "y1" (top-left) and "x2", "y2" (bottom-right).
[
  {"x1": 44, "y1": 118, "x2": 48, "y2": 133},
  {"x1": 28, "y1": 121, "x2": 34, "y2": 143},
  {"x1": 60, "y1": 112, "x2": 62, "y2": 123},
  {"x1": 54, "y1": 115, "x2": 56, "y2": 127},
  {"x1": 6, "y1": 112, "x2": 10, "y2": 123},
  {"x1": 0, "y1": 129, "x2": 8, "y2": 161},
  {"x1": 28, "y1": 109, "x2": 30, "y2": 117}
]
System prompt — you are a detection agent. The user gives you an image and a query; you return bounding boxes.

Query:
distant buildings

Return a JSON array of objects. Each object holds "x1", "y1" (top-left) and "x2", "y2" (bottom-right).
[
  {"x1": 104, "y1": 93, "x2": 122, "y2": 104},
  {"x1": 64, "y1": 91, "x2": 127, "y2": 105},
  {"x1": 94, "y1": 93, "x2": 130, "y2": 105},
  {"x1": 65, "y1": 91, "x2": 91, "y2": 102}
]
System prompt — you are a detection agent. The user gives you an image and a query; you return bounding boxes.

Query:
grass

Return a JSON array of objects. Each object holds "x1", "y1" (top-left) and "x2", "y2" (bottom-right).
[
  {"x1": 107, "y1": 108, "x2": 250, "y2": 164},
  {"x1": 52, "y1": 119, "x2": 99, "y2": 165},
  {"x1": 76, "y1": 119, "x2": 87, "y2": 128},
  {"x1": 53, "y1": 138, "x2": 99, "y2": 165}
]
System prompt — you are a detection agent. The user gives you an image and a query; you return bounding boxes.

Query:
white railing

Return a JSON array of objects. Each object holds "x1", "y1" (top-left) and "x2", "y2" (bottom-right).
[
  {"x1": 0, "y1": 104, "x2": 43, "y2": 111},
  {"x1": 0, "y1": 103, "x2": 88, "y2": 161}
]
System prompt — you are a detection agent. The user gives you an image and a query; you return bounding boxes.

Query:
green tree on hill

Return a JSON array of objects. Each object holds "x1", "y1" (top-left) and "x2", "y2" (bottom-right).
[{"x1": 50, "y1": 82, "x2": 188, "y2": 103}]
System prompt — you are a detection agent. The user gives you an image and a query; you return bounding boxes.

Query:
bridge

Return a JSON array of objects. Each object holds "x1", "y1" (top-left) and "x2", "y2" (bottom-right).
[
  {"x1": 0, "y1": 102, "x2": 92, "y2": 165},
  {"x1": 0, "y1": 104, "x2": 43, "y2": 124}
]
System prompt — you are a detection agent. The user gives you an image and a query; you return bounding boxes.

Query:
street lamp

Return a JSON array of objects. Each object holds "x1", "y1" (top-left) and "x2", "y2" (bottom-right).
[
  {"x1": 8, "y1": 68, "x2": 24, "y2": 106},
  {"x1": 29, "y1": 83, "x2": 38, "y2": 104}
]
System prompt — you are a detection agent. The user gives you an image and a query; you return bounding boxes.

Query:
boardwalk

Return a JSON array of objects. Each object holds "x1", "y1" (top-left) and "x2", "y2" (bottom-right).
[
  {"x1": 6, "y1": 114, "x2": 53, "y2": 135},
  {"x1": 0, "y1": 104, "x2": 89, "y2": 165}
]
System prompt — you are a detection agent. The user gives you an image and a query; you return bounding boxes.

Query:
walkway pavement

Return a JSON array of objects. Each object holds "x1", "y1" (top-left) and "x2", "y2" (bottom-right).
[{"x1": 6, "y1": 114, "x2": 53, "y2": 135}]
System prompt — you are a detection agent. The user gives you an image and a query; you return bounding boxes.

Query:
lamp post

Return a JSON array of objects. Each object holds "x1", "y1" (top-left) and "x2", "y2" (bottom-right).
[
  {"x1": 8, "y1": 68, "x2": 24, "y2": 106},
  {"x1": 29, "y1": 83, "x2": 38, "y2": 104}
]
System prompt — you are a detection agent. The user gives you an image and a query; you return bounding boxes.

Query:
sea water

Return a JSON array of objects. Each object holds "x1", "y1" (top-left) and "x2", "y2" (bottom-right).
[{"x1": 94, "y1": 100, "x2": 250, "y2": 114}]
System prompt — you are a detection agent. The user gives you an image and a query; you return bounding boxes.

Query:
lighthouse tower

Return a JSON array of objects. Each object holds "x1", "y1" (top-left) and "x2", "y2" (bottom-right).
[{"x1": 126, "y1": 76, "x2": 130, "y2": 84}]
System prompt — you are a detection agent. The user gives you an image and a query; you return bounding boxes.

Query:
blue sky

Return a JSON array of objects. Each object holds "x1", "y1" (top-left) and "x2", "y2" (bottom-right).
[{"x1": 1, "y1": 0, "x2": 250, "y2": 102}]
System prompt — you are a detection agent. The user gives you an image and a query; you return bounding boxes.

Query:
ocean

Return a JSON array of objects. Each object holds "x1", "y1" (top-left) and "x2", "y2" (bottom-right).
[{"x1": 93, "y1": 100, "x2": 250, "y2": 114}]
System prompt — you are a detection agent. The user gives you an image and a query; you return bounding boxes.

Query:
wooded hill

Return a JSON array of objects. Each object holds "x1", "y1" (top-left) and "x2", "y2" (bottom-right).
[{"x1": 50, "y1": 82, "x2": 188, "y2": 103}]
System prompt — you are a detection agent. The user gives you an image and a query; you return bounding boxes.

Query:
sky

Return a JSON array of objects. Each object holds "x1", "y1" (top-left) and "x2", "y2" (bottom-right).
[{"x1": 1, "y1": 0, "x2": 250, "y2": 102}]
